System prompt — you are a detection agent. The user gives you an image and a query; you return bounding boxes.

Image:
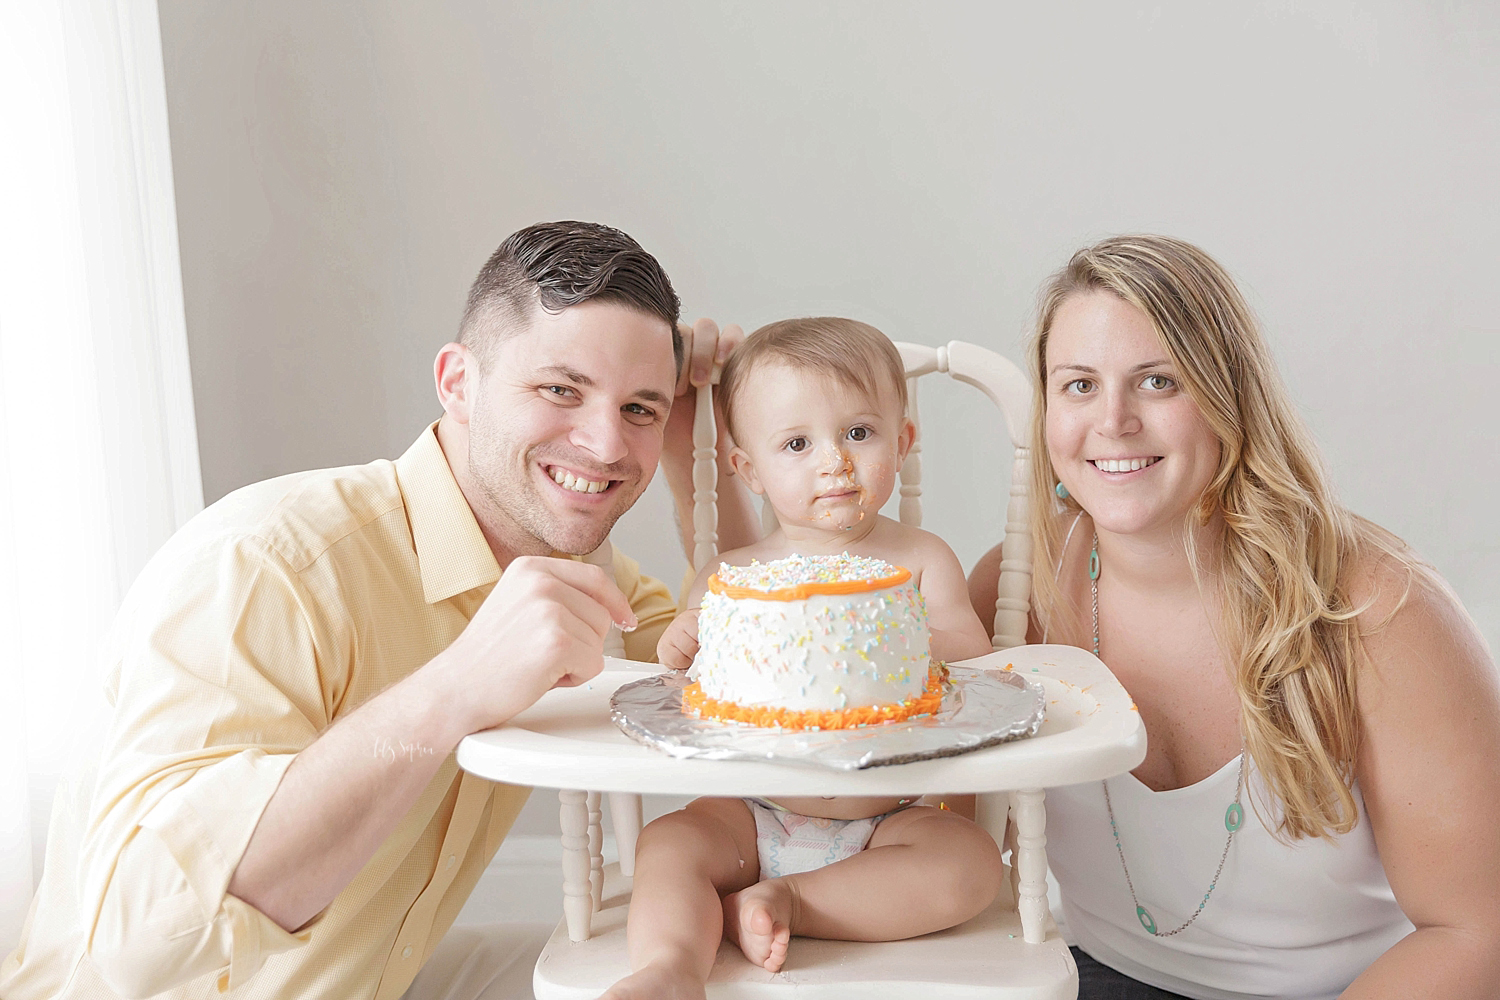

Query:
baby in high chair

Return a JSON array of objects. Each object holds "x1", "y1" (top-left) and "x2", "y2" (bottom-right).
[{"x1": 600, "y1": 318, "x2": 1002, "y2": 1000}]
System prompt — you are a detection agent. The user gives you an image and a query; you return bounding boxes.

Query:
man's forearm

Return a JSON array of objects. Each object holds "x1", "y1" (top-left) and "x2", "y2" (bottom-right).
[{"x1": 227, "y1": 662, "x2": 468, "y2": 932}]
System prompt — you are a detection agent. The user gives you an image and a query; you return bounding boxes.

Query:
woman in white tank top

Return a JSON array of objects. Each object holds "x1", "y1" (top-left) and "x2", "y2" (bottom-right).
[{"x1": 969, "y1": 235, "x2": 1499, "y2": 999}]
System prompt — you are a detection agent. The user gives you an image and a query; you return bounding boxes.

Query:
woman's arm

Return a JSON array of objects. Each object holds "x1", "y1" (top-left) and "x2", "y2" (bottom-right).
[
  {"x1": 1343, "y1": 558, "x2": 1500, "y2": 998},
  {"x1": 967, "y1": 543, "x2": 1004, "y2": 638}
]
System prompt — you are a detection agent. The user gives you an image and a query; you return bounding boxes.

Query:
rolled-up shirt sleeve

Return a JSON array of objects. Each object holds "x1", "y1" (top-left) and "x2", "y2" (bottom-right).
[{"x1": 80, "y1": 531, "x2": 334, "y2": 996}]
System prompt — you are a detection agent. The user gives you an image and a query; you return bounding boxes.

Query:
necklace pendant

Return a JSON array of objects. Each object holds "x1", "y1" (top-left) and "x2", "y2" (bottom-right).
[
  {"x1": 1089, "y1": 546, "x2": 1100, "y2": 581},
  {"x1": 1225, "y1": 802, "x2": 1244, "y2": 832},
  {"x1": 1136, "y1": 905, "x2": 1157, "y2": 934}
]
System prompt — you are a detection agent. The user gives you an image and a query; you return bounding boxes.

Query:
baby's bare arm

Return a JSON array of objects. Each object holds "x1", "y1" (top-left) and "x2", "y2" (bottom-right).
[
  {"x1": 657, "y1": 538, "x2": 789, "y2": 669},
  {"x1": 902, "y1": 530, "x2": 995, "y2": 662}
]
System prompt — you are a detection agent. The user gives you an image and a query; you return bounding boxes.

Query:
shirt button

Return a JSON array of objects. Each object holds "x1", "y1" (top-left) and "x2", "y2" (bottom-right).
[
  {"x1": 447, "y1": 854, "x2": 457, "y2": 869},
  {"x1": 402, "y1": 945, "x2": 413, "y2": 959}
]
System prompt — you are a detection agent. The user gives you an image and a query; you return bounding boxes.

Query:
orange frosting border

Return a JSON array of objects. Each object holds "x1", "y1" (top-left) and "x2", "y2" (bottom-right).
[
  {"x1": 681, "y1": 663, "x2": 948, "y2": 731},
  {"x1": 707, "y1": 566, "x2": 912, "y2": 602}
]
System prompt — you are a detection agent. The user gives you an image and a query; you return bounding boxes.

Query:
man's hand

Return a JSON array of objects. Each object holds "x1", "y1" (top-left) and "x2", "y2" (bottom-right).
[
  {"x1": 679, "y1": 317, "x2": 743, "y2": 397},
  {"x1": 430, "y1": 556, "x2": 637, "y2": 739},
  {"x1": 656, "y1": 608, "x2": 700, "y2": 672},
  {"x1": 663, "y1": 317, "x2": 743, "y2": 461}
]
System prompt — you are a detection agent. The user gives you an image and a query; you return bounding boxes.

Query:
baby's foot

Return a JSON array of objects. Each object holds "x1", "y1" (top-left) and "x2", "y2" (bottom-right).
[
  {"x1": 597, "y1": 961, "x2": 706, "y2": 1000},
  {"x1": 723, "y1": 879, "x2": 794, "y2": 973}
]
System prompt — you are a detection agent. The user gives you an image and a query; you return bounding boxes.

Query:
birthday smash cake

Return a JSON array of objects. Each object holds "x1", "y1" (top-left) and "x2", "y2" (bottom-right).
[{"x1": 681, "y1": 553, "x2": 946, "y2": 730}]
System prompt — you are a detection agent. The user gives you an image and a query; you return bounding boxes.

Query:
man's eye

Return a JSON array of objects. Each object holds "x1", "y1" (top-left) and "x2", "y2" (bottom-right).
[
  {"x1": 623, "y1": 403, "x2": 657, "y2": 423},
  {"x1": 544, "y1": 385, "x2": 576, "y2": 399},
  {"x1": 1142, "y1": 374, "x2": 1175, "y2": 391},
  {"x1": 785, "y1": 437, "x2": 809, "y2": 453},
  {"x1": 847, "y1": 426, "x2": 871, "y2": 442}
]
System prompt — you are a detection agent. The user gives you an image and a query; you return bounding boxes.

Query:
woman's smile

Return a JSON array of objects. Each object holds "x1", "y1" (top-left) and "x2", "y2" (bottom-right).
[{"x1": 1088, "y1": 455, "x2": 1162, "y2": 474}]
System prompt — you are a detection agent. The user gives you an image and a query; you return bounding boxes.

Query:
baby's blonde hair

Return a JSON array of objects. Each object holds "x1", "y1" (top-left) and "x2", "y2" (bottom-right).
[
  {"x1": 1029, "y1": 235, "x2": 1420, "y2": 841},
  {"x1": 718, "y1": 317, "x2": 908, "y2": 442}
]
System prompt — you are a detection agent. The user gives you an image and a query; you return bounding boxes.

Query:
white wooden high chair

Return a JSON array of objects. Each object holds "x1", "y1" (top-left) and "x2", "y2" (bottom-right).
[{"x1": 457, "y1": 341, "x2": 1147, "y2": 999}]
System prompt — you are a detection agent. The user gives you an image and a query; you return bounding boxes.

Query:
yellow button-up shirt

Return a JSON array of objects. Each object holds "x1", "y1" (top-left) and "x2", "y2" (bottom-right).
[{"x1": 1, "y1": 425, "x2": 677, "y2": 1000}]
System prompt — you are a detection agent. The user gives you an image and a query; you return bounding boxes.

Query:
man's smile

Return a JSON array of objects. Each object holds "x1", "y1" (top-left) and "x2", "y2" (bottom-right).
[{"x1": 545, "y1": 464, "x2": 618, "y2": 494}]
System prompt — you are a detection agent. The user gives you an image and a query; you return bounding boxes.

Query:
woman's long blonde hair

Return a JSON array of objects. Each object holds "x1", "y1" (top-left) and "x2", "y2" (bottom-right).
[{"x1": 1028, "y1": 235, "x2": 1412, "y2": 840}]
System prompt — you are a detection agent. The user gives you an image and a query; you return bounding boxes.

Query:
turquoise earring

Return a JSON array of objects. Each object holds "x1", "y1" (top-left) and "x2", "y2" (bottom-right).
[{"x1": 1055, "y1": 482, "x2": 1070, "y2": 500}]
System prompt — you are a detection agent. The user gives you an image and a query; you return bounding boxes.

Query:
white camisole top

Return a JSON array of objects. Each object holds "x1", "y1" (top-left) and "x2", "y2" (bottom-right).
[{"x1": 1048, "y1": 756, "x2": 1413, "y2": 1000}]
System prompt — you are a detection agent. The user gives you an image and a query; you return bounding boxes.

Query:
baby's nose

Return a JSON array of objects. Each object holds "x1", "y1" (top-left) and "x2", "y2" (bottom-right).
[{"x1": 820, "y1": 445, "x2": 853, "y2": 473}]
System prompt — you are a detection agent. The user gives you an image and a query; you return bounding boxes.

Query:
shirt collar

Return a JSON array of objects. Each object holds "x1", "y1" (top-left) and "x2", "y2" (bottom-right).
[{"x1": 395, "y1": 422, "x2": 501, "y2": 604}]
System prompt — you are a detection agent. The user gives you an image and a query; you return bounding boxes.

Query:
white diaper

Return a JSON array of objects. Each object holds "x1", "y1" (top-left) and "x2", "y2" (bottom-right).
[{"x1": 746, "y1": 799, "x2": 882, "y2": 879}]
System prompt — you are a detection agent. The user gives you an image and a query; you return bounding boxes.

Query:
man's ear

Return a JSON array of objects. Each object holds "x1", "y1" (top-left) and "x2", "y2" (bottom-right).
[
  {"x1": 727, "y1": 446, "x2": 765, "y2": 496},
  {"x1": 896, "y1": 416, "x2": 916, "y2": 465},
  {"x1": 434, "y1": 343, "x2": 476, "y2": 423}
]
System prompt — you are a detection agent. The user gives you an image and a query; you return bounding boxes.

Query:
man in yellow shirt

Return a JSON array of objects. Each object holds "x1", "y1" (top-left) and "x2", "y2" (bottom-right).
[{"x1": 1, "y1": 222, "x2": 754, "y2": 1000}]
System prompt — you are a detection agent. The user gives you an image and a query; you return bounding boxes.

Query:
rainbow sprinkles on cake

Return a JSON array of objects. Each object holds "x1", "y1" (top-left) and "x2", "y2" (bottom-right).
[{"x1": 682, "y1": 553, "x2": 947, "y2": 730}]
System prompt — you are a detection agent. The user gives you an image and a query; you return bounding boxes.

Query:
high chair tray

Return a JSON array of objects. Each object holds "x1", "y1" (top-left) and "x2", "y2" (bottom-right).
[{"x1": 458, "y1": 645, "x2": 1145, "y2": 796}]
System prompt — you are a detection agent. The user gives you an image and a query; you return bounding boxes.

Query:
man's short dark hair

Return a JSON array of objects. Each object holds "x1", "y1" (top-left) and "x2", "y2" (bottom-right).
[{"x1": 459, "y1": 221, "x2": 683, "y2": 373}]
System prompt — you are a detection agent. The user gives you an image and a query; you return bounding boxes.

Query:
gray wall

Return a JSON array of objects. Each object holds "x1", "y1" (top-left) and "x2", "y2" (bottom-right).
[{"x1": 159, "y1": 2, "x2": 1499, "y2": 835}]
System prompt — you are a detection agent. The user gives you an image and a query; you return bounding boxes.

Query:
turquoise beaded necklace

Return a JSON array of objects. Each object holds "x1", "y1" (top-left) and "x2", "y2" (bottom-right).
[{"x1": 1090, "y1": 531, "x2": 1247, "y2": 937}]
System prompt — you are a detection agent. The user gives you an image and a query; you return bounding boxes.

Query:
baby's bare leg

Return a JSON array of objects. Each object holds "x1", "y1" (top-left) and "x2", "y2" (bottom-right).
[
  {"x1": 724, "y1": 805, "x2": 1002, "y2": 953},
  {"x1": 599, "y1": 797, "x2": 759, "y2": 1000}
]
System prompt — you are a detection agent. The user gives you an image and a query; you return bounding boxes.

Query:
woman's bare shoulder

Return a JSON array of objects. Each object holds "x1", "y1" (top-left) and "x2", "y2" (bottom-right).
[
  {"x1": 1346, "y1": 544, "x2": 1491, "y2": 686},
  {"x1": 1346, "y1": 543, "x2": 1497, "y2": 774}
]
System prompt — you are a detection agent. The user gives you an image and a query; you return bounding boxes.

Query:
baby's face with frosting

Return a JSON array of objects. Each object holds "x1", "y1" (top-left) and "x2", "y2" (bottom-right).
[{"x1": 728, "y1": 362, "x2": 913, "y2": 534}]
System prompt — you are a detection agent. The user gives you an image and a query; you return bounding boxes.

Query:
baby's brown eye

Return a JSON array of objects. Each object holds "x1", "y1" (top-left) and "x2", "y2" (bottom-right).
[
  {"x1": 786, "y1": 437, "x2": 809, "y2": 453},
  {"x1": 847, "y1": 426, "x2": 871, "y2": 442}
]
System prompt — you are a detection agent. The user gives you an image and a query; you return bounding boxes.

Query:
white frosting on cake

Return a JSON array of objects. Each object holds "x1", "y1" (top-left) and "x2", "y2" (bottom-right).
[{"x1": 693, "y1": 553, "x2": 930, "y2": 713}]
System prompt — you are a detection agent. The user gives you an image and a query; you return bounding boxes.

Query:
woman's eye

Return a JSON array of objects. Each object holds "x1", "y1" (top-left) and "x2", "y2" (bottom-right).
[
  {"x1": 847, "y1": 426, "x2": 871, "y2": 442},
  {"x1": 1064, "y1": 378, "x2": 1094, "y2": 395},
  {"x1": 785, "y1": 436, "x2": 809, "y2": 453},
  {"x1": 1142, "y1": 374, "x2": 1175, "y2": 391}
]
